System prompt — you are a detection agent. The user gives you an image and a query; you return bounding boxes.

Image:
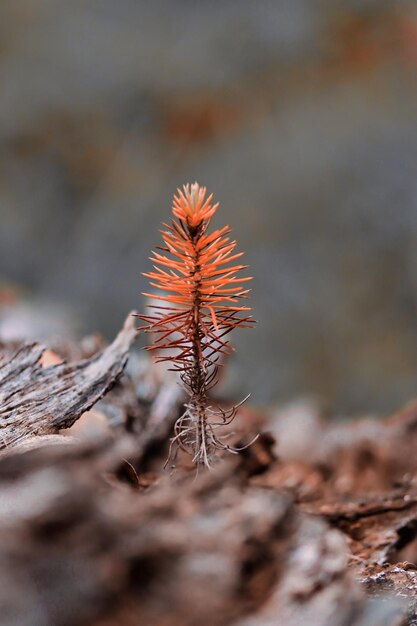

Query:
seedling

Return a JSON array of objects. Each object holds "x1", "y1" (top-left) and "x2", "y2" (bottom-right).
[{"x1": 138, "y1": 183, "x2": 254, "y2": 467}]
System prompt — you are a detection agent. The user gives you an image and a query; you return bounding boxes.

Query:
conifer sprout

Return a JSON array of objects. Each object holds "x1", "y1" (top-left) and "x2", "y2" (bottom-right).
[{"x1": 137, "y1": 183, "x2": 256, "y2": 468}]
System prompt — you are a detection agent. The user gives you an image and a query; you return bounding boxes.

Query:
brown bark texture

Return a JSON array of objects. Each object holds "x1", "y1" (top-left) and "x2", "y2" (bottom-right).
[{"x1": 0, "y1": 317, "x2": 417, "y2": 625}]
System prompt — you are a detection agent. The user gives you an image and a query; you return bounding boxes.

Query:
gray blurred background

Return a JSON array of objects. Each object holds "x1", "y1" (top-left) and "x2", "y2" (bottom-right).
[{"x1": 0, "y1": 0, "x2": 416, "y2": 414}]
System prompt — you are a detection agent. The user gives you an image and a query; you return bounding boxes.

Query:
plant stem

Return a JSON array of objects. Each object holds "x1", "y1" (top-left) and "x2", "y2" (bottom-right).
[{"x1": 189, "y1": 229, "x2": 209, "y2": 464}]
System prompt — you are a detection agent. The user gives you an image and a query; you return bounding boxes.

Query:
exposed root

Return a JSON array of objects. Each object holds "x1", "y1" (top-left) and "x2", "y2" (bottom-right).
[{"x1": 165, "y1": 396, "x2": 258, "y2": 469}]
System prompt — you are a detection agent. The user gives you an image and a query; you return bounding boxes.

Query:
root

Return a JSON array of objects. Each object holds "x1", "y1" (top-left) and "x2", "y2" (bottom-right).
[{"x1": 165, "y1": 397, "x2": 258, "y2": 469}]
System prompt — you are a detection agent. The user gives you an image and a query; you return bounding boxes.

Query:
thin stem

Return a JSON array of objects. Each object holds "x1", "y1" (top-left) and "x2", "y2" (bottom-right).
[{"x1": 188, "y1": 224, "x2": 209, "y2": 464}]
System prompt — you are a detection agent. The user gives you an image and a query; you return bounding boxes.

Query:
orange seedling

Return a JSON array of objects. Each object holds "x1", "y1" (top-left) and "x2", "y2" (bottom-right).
[{"x1": 137, "y1": 183, "x2": 255, "y2": 467}]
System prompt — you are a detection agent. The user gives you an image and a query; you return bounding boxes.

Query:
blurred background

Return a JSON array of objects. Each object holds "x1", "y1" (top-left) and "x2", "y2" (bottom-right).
[{"x1": 0, "y1": 0, "x2": 416, "y2": 415}]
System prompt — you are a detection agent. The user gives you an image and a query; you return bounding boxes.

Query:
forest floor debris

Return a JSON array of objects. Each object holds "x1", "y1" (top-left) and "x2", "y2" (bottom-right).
[{"x1": 0, "y1": 322, "x2": 417, "y2": 625}]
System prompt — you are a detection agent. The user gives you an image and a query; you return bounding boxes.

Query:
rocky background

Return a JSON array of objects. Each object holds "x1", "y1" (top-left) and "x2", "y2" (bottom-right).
[{"x1": 0, "y1": 0, "x2": 416, "y2": 414}]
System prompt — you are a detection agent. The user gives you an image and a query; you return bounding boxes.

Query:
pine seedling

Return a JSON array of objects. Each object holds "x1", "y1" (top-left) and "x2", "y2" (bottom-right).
[{"x1": 138, "y1": 183, "x2": 254, "y2": 467}]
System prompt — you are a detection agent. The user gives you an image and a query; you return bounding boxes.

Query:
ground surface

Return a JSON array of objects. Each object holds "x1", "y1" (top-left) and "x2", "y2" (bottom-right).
[{"x1": 1, "y1": 321, "x2": 417, "y2": 625}]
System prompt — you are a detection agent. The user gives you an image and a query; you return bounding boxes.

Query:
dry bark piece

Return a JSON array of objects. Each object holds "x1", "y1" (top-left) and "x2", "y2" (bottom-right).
[
  {"x1": 252, "y1": 398, "x2": 417, "y2": 623},
  {"x1": 107, "y1": 353, "x2": 186, "y2": 468},
  {"x1": 0, "y1": 314, "x2": 137, "y2": 448},
  {"x1": 361, "y1": 565, "x2": 417, "y2": 625}
]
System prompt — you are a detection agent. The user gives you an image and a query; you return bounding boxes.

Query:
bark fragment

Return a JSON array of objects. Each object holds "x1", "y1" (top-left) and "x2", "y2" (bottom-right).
[{"x1": 0, "y1": 314, "x2": 137, "y2": 448}]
